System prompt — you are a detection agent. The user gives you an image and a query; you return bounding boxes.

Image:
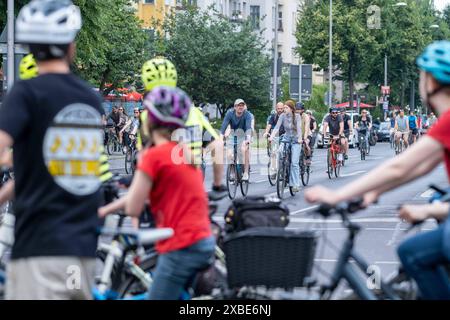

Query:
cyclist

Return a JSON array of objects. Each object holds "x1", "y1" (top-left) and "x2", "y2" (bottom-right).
[
  {"x1": 305, "y1": 40, "x2": 450, "y2": 299},
  {"x1": 306, "y1": 109, "x2": 318, "y2": 159},
  {"x1": 389, "y1": 111, "x2": 397, "y2": 146},
  {"x1": 117, "y1": 106, "x2": 129, "y2": 146},
  {"x1": 99, "y1": 86, "x2": 215, "y2": 300},
  {"x1": 394, "y1": 109, "x2": 410, "y2": 150},
  {"x1": 322, "y1": 107, "x2": 345, "y2": 154},
  {"x1": 340, "y1": 108, "x2": 352, "y2": 160},
  {"x1": 295, "y1": 102, "x2": 312, "y2": 163},
  {"x1": 269, "y1": 100, "x2": 302, "y2": 192},
  {"x1": 120, "y1": 107, "x2": 140, "y2": 152},
  {"x1": 220, "y1": 99, "x2": 253, "y2": 181},
  {"x1": 408, "y1": 110, "x2": 419, "y2": 144},
  {"x1": 264, "y1": 102, "x2": 285, "y2": 179},
  {"x1": 355, "y1": 109, "x2": 372, "y2": 153},
  {"x1": 140, "y1": 57, "x2": 227, "y2": 198},
  {"x1": 428, "y1": 112, "x2": 438, "y2": 128},
  {"x1": 0, "y1": 0, "x2": 103, "y2": 299}
]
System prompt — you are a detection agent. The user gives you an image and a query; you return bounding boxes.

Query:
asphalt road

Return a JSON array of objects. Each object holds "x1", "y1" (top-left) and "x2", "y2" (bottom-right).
[{"x1": 108, "y1": 141, "x2": 447, "y2": 298}]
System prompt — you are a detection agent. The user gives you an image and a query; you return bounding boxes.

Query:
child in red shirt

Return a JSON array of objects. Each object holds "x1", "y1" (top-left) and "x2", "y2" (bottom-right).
[{"x1": 99, "y1": 86, "x2": 214, "y2": 299}]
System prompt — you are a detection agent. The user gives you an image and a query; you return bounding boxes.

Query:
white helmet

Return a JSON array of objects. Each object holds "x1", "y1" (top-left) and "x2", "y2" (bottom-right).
[{"x1": 16, "y1": 0, "x2": 82, "y2": 45}]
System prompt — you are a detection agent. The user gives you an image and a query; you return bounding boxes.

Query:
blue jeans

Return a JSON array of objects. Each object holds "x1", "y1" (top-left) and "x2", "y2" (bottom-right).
[
  {"x1": 148, "y1": 236, "x2": 215, "y2": 300},
  {"x1": 397, "y1": 222, "x2": 450, "y2": 300},
  {"x1": 280, "y1": 136, "x2": 300, "y2": 189}
]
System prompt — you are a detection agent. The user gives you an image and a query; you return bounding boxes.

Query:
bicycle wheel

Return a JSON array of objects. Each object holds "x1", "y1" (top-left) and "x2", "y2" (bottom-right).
[
  {"x1": 267, "y1": 162, "x2": 276, "y2": 186},
  {"x1": 106, "y1": 137, "x2": 114, "y2": 155},
  {"x1": 334, "y1": 162, "x2": 341, "y2": 178},
  {"x1": 131, "y1": 150, "x2": 138, "y2": 174},
  {"x1": 226, "y1": 164, "x2": 238, "y2": 199},
  {"x1": 117, "y1": 253, "x2": 158, "y2": 299},
  {"x1": 366, "y1": 141, "x2": 371, "y2": 155},
  {"x1": 327, "y1": 149, "x2": 333, "y2": 179},
  {"x1": 301, "y1": 165, "x2": 310, "y2": 186},
  {"x1": 125, "y1": 149, "x2": 133, "y2": 174},
  {"x1": 276, "y1": 161, "x2": 288, "y2": 199},
  {"x1": 239, "y1": 165, "x2": 249, "y2": 197}
]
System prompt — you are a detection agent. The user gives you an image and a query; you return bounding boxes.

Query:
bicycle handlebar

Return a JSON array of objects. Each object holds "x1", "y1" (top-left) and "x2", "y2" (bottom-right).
[{"x1": 316, "y1": 198, "x2": 365, "y2": 218}]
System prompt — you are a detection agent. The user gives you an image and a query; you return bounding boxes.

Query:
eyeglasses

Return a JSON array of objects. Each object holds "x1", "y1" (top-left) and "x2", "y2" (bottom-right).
[{"x1": 331, "y1": 112, "x2": 338, "y2": 114}]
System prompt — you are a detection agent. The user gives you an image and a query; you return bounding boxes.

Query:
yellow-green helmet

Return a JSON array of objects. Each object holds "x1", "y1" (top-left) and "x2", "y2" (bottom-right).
[
  {"x1": 141, "y1": 57, "x2": 177, "y2": 92},
  {"x1": 19, "y1": 54, "x2": 38, "y2": 80}
]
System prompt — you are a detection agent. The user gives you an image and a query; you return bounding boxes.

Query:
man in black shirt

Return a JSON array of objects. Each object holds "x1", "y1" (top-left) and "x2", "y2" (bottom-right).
[
  {"x1": 323, "y1": 107, "x2": 344, "y2": 141},
  {"x1": 0, "y1": 0, "x2": 103, "y2": 299}
]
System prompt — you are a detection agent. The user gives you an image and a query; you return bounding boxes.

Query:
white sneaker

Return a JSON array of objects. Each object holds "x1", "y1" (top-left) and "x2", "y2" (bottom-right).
[
  {"x1": 242, "y1": 172, "x2": 249, "y2": 181},
  {"x1": 291, "y1": 186, "x2": 300, "y2": 193}
]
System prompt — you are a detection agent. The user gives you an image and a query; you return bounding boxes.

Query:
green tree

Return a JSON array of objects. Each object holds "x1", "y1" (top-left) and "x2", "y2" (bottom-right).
[
  {"x1": 1, "y1": 0, "x2": 146, "y2": 96},
  {"x1": 75, "y1": 0, "x2": 146, "y2": 96},
  {"x1": 304, "y1": 84, "x2": 329, "y2": 123},
  {"x1": 296, "y1": 0, "x2": 381, "y2": 109},
  {"x1": 148, "y1": 7, "x2": 271, "y2": 117}
]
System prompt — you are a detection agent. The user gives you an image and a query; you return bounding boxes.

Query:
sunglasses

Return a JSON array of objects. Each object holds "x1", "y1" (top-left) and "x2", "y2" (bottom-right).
[{"x1": 331, "y1": 112, "x2": 338, "y2": 114}]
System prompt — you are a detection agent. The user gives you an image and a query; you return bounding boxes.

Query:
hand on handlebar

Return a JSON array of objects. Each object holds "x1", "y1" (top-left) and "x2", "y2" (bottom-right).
[
  {"x1": 305, "y1": 185, "x2": 339, "y2": 205},
  {"x1": 398, "y1": 204, "x2": 431, "y2": 224}
]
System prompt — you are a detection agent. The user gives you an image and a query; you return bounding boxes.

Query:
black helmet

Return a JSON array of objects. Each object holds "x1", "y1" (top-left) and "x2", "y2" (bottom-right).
[{"x1": 295, "y1": 101, "x2": 305, "y2": 110}]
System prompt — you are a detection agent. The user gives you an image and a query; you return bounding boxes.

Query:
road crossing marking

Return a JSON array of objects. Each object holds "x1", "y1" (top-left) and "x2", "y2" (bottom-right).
[{"x1": 420, "y1": 189, "x2": 435, "y2": 198}]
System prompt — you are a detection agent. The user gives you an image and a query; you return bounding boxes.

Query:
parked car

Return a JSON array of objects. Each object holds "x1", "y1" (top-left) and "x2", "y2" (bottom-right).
[{"x1": 377, "y1": 121, "x2": 391, "y2": 142}]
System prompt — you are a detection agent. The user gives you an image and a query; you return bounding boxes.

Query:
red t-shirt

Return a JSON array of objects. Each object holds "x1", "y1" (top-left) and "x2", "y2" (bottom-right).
[
  {"x1": 428, "y1": 109, "x2": 450, "y2": 181},
  {"x1": 137, "y1": 142, "x2": 211, "y2": 253}
]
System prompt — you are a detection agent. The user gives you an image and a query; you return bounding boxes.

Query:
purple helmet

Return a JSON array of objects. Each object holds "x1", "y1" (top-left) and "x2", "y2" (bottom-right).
[{"x1": 143, "y1": 86, "x2": 191, "y2": 128}]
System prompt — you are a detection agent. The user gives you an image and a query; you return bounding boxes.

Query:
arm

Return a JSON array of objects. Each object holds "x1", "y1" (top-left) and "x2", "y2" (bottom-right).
[
  {"x1": 296, "y1": 114, "x2": 303, "y2": 143},
  {"x1": 220, "y1": 112, "x2": 231, "y2": 136},
  {"x1": 399, "y1": 202, "x2": 449, "y2": 223},
  {"x1": 339, "y1": 120, "x2": 344, "y2": 136},
  {"x1": 270, "y1": 114, "x2": 283, "y2": 140},
  {"x1": 125, "y1": 170, "x2": 153, "y2": 217},
  {"x1": 0, "y1": 131, "x2": 13, "y2": 166},
  {"x1": 322, "y1": 122, "x2": 329, "y2": 136},
  {"x1": 304, "y1": 115, "x2": 311, "y2": 140},
  {"x1": 305, "y1": 136, "x2": 443, "y2": 205},
  {"x1": 98, "y1": 195, "x2": 128, "y2": 218}
]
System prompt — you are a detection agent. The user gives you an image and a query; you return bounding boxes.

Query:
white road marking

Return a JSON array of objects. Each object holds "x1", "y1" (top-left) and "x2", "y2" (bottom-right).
[
  {"x1": 314, "y1": 259, "x2": 399, "y2": 265},
  {"x1": 340, "y1": 170, "x2": 366, "y2": 177},
  {"x1": 291, "y1": 205, "x2": 319, "y2": 215},
  {"x1": 288, "y1": 217, "x2": 436, "y2": 224}
]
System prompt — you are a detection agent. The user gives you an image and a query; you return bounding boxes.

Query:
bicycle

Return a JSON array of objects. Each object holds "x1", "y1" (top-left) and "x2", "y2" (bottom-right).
[
  {"x1": 315, "y1": 199, "x2": 417, "y2": 300},
  {"x1": 106, "y1": 126, "x2": 122, "y2": 155},
  {"x1": 394, "y1": 131, "x2": 408, "y2": 155},
  {"x1": 105, "y1": 193, "x2": 228, "y2": 300},
  {"x1": 326, "y1": 136, "x2": 343, "y2": 179},
  {"x1": 124, "y1": 134, "x2": 138, "y2": 174},
  {"x1": 299, "y1": 140, "x2": 311, "y2": 186},
  {"x1": 226, "y1": 136, "x2": 249, "y2": 199},
  {"x1": 357, "y1": 129, "x2": 368, "y2": 161},
  {"x1": 276, "y1": 139, "x2": 296, "y2": 199}
]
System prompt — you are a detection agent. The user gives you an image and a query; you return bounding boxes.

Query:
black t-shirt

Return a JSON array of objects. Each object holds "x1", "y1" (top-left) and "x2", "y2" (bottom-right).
[
  {"x1": 324, "y1": 114, "x2": 343, "y2": 136},
  {"x1": 0, "y1": 74, "x2": 104, "y2": 259},
  {"x1": 342, "y1": 114, "x2": 351, "y2": 131},
  {"x1": 358, "y1": 116, "x2": 371, "y2": 133},
  {"x1": 107, "y1": 112, "x2": 120, "y2": 125},
  {"x1": 309, "y1": 117, "x2": 316, "y2": 131},
  {"x1": 269, "y1": 113, "x2": 285, "y2": 135}
]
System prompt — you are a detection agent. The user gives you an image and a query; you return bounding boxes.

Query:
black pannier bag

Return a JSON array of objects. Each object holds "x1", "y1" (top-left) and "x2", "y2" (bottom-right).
[
  {"x1": 224, "y1": 228, "x2": 318, "y2": 289},
  {"x1": 224, "y1": 196, "x2": 290, "y2": 233}
]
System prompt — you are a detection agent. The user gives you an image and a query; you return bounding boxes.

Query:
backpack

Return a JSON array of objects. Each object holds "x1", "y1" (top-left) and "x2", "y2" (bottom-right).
[{"x1": 224, "y1": 196, "x2": 290, "y2": 233}]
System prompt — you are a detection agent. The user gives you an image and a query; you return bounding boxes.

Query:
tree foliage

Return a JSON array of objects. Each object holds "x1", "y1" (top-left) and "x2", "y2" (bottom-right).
[
  {"x1": 147, "y1": 7, "x2": 271, "y2": 117},
  {"x1": 296, "y1": 0, "x2": 443, "y2": 109}
]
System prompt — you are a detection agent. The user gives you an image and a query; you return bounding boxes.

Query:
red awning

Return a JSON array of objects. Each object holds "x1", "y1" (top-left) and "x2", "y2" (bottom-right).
[
  {"x1": 335, "y1": 101, "x2": 375, "y2": 108},
  {"x1": 125, "y1": 91, "x2": 143, "y2": 101}
]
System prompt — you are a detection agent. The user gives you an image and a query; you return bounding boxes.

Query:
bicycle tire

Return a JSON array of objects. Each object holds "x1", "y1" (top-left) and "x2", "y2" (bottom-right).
[
  {"x1": 276, "y1": 161, "x2": 287, "y2": 199},
  {"x1": 334, "y1": 163, "x2": 341, "y2": 178},
  {"x1": 117, "y1": 254, "x2": 158, "y2": 299},
  {"x1": 327, "y1": 148, "x2": 333, "y2": 179},
  {"x1": 226, "y1": 165, "x2": 238, "y2": 200},
  {"x1": 131, "y1": 149, "x2": 138, "y2": 174},
  {"x1": 301, "y1": 165, "x2": 310, "y2": 186},
  {"x1": 267, "y1": 162, "x2": 276, "y2": 186},
  {"x1": 124, "y1": 149, "x2": 133, "y2": 174},
  {"x1": 240, "y1": 165, "x2": 249, "y2": 197}
]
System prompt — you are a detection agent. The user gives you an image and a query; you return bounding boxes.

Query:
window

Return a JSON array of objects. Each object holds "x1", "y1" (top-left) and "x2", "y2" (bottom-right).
[
  {"x1": 278, "y1": 8, "x2": 283, "y2": 31},
  {"x1": 250, "y1": 5, "x2": 260, "y2": 30},
  {"x1": 144, "y1": 0, "x2": 155, "y2": 4},
  {"x1": 176, "y1": 0, "x2": 197, "y2": 7}
]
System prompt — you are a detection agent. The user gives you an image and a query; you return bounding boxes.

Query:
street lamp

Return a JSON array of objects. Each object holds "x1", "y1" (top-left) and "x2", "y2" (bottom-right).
[
  {"x1": 272, "y1": 0, "x2": 279, "y2": 109},
  {"x1": 328, "y1": 0, "x2": 332, "y2": 107}
]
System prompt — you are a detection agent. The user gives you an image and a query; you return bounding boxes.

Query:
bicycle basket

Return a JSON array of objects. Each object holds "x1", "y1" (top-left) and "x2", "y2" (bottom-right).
[{"x1": 224, "y1": 228, "x2": 317, "y2": 289}]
